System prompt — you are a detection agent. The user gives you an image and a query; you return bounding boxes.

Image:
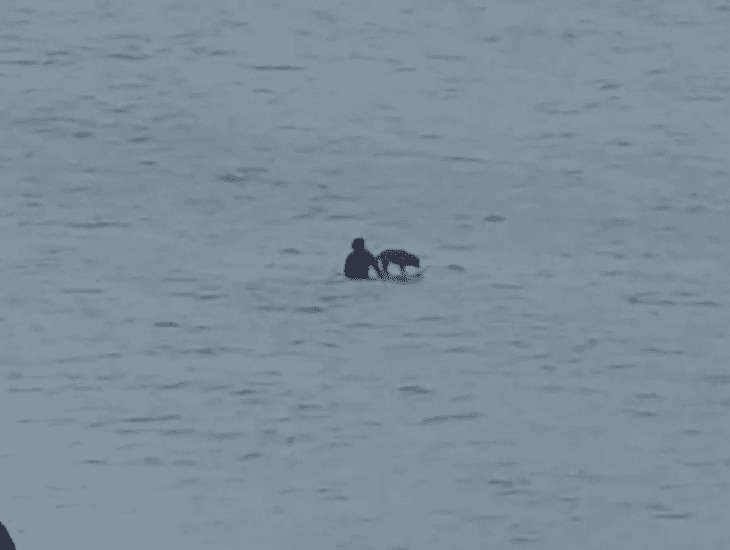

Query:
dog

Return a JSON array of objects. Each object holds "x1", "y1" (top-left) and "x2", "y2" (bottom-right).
[{"x1": 376, "y1": 249, "x2": 420, "y2": 276}]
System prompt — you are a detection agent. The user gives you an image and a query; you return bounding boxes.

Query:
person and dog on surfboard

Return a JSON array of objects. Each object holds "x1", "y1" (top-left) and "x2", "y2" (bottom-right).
[{"x1": 344, "y1": 237, "x2": 424, "y2": 282}]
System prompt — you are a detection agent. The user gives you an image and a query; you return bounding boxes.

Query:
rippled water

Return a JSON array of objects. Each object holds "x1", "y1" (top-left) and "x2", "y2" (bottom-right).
[{"x1": 2, "y1": 1, "x2": 730, "y2": 548}]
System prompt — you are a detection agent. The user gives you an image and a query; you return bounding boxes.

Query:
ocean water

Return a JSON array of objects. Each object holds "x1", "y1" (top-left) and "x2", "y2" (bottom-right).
[{"x1": 2, "y1": 1, "x2": 730, "y2": 548}]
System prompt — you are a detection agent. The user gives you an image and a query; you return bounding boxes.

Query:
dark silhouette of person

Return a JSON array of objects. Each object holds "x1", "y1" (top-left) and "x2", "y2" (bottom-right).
[
  {"x1": 0, "y1": 521, "x2": 16, "y2": 550},
  {"x1": 344, "y1": 237, "x2": 383, "y2": 280},
  {"x1": 376, "y1": 249, "x2": 420, "y2": 275}
]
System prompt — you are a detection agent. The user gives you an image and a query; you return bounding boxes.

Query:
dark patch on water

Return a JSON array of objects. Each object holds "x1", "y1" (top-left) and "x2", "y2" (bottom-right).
[
  {"x1": 705, "y1": 374, "x2": 730, "y2": 385},
  {"x1": 61, "y1": 287, "x2": 102, "y2": 295},
  {"x1": 484, "y1": 214, "x2": 506, "y2": 222},
  {"x1": 0, "y1": 59, "x2": 39, "y2": 66},
  {"x1": 607, "y1": 363, "x2": 634, "y2": 370},
  {"x1": 627, "y1": 409, "x2": 658, "y2": 418},
  {"x1": 635, "y1": 392, "x2": 660, "y2": 400},
  {"x1": 653, "y1": 512, "x2": 693, "y2": 520},
  {"x1": 644, "y1": 347, "x2": 684, "y2": 356},
  {"x1": 183, "y1": 346, "x2": 234, "y2": 356},
  {"x1": 686, "y1": 204, "x2": 709, "y2": 214},
  {"x1": 295, "y1": 306, "x2": 325, "y2": 314},
  {"x1": 611, "y1": 139, "x2": 632, "y2": 147},
  {"x1": 73, "y1": 131, "x2": 93, "y2": 139},
  {"x1": 572, "y1": 338, "x2": 598, "y2": 353},
  {"x1": 162, "y1": 275, "x2": 198, "y2": 284},
  {"x1": 117, "y1": 428, "x2": 139, "y2": 435},
  {"x1": 280, "y1": 248, "x2": 300, "y2": 255},
  {"x1": 192, "y1": 47, "x2": 235, "y2": 57},
  {"x1": 684, "y1": 95, "x2": 724, "y2": 103},
  {"x1": 122, "y1": 415, "x2": 180, "y2": 424},
  {"x1": 345, "y1": 322, "x2": 377, "y2": 329},
  {"x1": 399, "y1": 385, "x2": 431, "y2": 395},
  {"x1": 293, "y1": 206, "x2": 324, "y2": 219},
  {"x1": 108, "y1": 52, "x2": 150, "y2": 61},
  {"x1": 489, "y1": 479, "x2": 514, "y2": 489},
  {"x1": 324, "y1": 214, "x2": 364, "y2": 220},
  {"x1": 226, "y1": 20, "x2": 250, "y2": 28},
  {"x1": 219, "y1": 173, "x2": 247, "y2": 183},
  {"x1": 162, "y1": 429, "x2": 194, "y2": 437},
  {"x1": 219, "y1": 167, "x2": 267, "y2": 183},
  {"x1": 296, "y1": 403, "x2": 324, "y2": 413},
  {"x1": 56, "y1": 352, "x2": 121, "y2": 364},
  {"x1": 209, "y1": 432, "x2": 242, "y2": 440},
  {"x1": 312, "y1": 192, "x2": 352, "y2": 202},
  {"x1": 511, "y1": 535, "x2": 539, "y2": 544},
  {"x1": 155, "y1": 381, "x2": 190, "y2": 391},
  {"x1": 598, "y1": 81, "x2": 621, "y2": 91},
  {"x1": 258, "y1": 305, "x2": 288, "y2": 312},
  {"x1": 441, "y1": 155, "x2": 486, "y2": 164},
  {"x1": 68, "y1": 221, "x2": 129, "y2": 230},
  {"x1": 416, "y1": 315, "x2": 444, "y2": 322},
  {"x1": 447, "y1": 264, "x2": 465, "y2": 272},
  {"x1": 239, "y1": 452, "x2": 262, "y2": 461},
  {"x1": 252, "y1": 64, "x2": 305, "y2": 71},
  {"x1": 626, "y1": 292, "x2": 718, "y2": 308},
  {"x1": 445, "y1": 346, "x2": 476, "y2": 354},
  {"x1": 422, "y1": 412, "x2": 480, "y2": 424},
  {"x1": 426, "y1": 53, "x2": 468, "y2": 62},
  {"x1": 535, "y1": 101, "x2": 581, "y2": 116},
  {"x1": 195, "y1": 293, "x2": 226, "y2": 301},
  {"x1": 257, "y1": 370, "x2": 283, "y2": 377},
  {"x1": 154, "y1": 321, "x2": 180, "y2": 328}
]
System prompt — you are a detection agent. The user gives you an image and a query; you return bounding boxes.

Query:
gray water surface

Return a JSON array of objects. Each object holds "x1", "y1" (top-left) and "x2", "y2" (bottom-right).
[{"x1": 2, "y1": 1, "x2": 730, "y2": 548}]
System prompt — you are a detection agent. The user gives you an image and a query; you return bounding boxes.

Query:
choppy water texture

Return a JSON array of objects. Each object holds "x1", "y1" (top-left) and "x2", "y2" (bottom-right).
[{"x1": 2, "y1": 1, "x2": 730, "y2": 548}]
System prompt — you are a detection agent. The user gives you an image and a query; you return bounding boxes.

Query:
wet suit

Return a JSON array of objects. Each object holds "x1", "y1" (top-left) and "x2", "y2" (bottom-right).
[
  {"x1": 344, "y1": 249, "x2": 382, "y2": 279},
  {"x1": 344, "y1": 238, "x2": 383, "y2": 280},
  {"x1": 0, "y1": 521, "x2": 16, "y2": 550}
]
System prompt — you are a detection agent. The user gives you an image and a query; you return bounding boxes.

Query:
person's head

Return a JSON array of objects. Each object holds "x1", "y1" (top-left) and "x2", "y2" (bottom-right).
[{"x1": 351, "y1": 237, "x2": 365, "y2": 251}]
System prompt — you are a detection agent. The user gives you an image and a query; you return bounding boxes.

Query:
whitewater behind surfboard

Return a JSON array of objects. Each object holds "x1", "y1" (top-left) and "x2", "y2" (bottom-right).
[{"x1": 381, "y1": 267, "x2": 427, "y2": 284}]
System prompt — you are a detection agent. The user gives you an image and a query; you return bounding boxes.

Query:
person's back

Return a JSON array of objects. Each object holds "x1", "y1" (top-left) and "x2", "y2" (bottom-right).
[
  {"x1": 344, "y1": 238, "x2": 382, "y2": 280},
  {"x1": 0, "y1": 521, "x2": 16, "y2": 550}
]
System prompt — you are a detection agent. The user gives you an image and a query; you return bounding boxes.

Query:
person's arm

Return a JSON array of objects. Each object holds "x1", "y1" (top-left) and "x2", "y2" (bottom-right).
[{"x1": 370, "y1": 253, "x2": 384, "y2": 278}]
